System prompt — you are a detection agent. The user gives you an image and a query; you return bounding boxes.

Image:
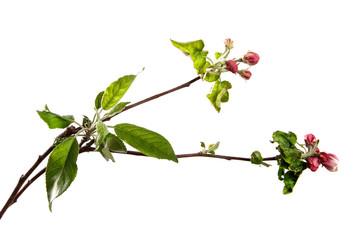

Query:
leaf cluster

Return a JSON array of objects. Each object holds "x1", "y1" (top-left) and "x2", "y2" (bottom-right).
[
  {"x1": 171, "y1": 39, "x2": 233, "y2": 112},
  {"x1": 271, "y1": 131, "x2": 307, "y2": 194},
  {"x1": 37, "y1": 71, "x2": 178, "y2": 210}
]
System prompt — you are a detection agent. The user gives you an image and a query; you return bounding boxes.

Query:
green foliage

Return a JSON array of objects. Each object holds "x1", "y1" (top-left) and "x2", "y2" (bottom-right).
[
  {"x1": 82, "y1": 115, "x2": 91, "y2": 128},
  {"x1": 101, "y1": 75, "x2": 136, "y2": 110},
  {"x1": 171, "y1": 39, "x2": 208, "y2": 74},
  {"x1": 96, "y1": 121, "x2": 109, "y2": 149},
  {"x1": 98, "y1": 143, "x2": 115, "y2": 162},
  {"x1": 114, "y1": 123, "x2": 178, "y2": 162},
  {"x1": 201, "y1": 141, "x2": 220, "y2": 154},
  {"x1": 207, "y1": 80, "x2": 232, "y2": 112},
  {"x1": 283, "y1": 171, "x2": 302, "y2": 194},
  {"x1": 46, "y1": 137, "x2": 79, "y2": 211},
  {"x1": 271, "y1": 130, "x2": 307, "y2": 194},
  {"x1": 103, "y1": 102, "x2": 131, "y2": 119},
  {"x1": 95, "y1": 91, "x2": 104, "y2": 110},
  {"x1": 251, "y1": 151, "x2": 263, "y2": 165},
  {"x1": 105, "y1": 133, "x2": 127, "y2": 152},
  {"x1": 204, "y1": 71, "x2": 221, "y2": 82},
  {"x1": 37, "y1": 105, "x2": 74, "y2": 129},
  {"x1": 215, "y1": 52, "x2": 222, "y2": 59},
  {"x1": 97, "y1": 133, "x2": 127, "y2": 162}
]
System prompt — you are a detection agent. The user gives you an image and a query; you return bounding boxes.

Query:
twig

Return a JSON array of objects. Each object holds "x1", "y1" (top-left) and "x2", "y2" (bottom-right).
[
  {"x1": 102, "y1": 76, "x2": 201, "y2": 121},
  {"x1": 0, "y1": 126, "x2": 80, "y2": 220}
]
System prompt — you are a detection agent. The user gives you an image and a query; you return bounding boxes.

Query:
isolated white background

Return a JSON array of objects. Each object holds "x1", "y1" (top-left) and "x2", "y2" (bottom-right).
[{"x1": 1, "y1": 0, "x2": 355, "y2": 239}]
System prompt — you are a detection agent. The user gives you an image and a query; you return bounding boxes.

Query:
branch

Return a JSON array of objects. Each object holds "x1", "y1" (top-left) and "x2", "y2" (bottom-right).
[
  {"x1": 102, "y1": 75, "x2": 201, "y2": 122},
  {"x1": 0, "y1": 126, "x2": 80, "y2": 220},
  {"x1": 81, "y1": 148, "x2": 278, "y2": 162}
]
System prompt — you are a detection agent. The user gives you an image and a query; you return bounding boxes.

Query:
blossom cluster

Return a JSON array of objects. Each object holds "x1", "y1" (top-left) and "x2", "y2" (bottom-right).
[
  {"x1": 224, "y1": 38, "x2": 260, "y2": 80},
  {"x1": 304, "y1": 134, "x2": 339, "y2": 172}
]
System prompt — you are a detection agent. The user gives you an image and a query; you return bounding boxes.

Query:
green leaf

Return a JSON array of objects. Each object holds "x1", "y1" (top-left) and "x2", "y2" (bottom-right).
[
  {"x1": 82, "y1": 115, "x2": 91, "y2": 128},
  {"x1": 114, "y1": 123, "x2": 178, "y2": 162},
  {"x1": 283, "y1": 171, "x2": 302, "y2": 194},
  {"x1": 207, "y1": 80, "x2": 232, "y2": 112},
  {"x1": 96, "y1": 121, "x2": 109, "y2": 149},
  {"x1": 289, "y1": 159, "x2": 307, "y2": 172},
  {"x1": 171, "y1": 39, "x2": 208, "y2": 74},
  {"x1": 98, "y1": 143, "x2": 115, "y2": 162},
  {"x1": 101, "y1": 75, "x2": 136, "y2": 110},
  {"x1": 103, "y1": 102, "x2": 131, "y2": 119},
  {"x1": 277, "y1": 166, "x2": 285, "y2": 181},
  {"x1": 192, "y1": 50, "x2": 209, "y2": 74},
  {"x1": 272, "y1": 131, "x2": 298, "y2": 149},
  {"x1": 215, "y1": 52, "x2": 222, "y2": 59},
  {"x1": 171, "y1": 39, "x2": 205, "y2": 55},
  {"x1": 207, "y1": 141, "x2": 220, "y2": 154},
  {"x1": 95, "y1": 91, "x2": 104, "y2": 109},
  {"x1": 46, "y1": 137, "x2": 79, "y2": 211},
  {"x1": 105, "y1": 133, "x2": 127, "y2": 152},
  {"x1": 37, "y1": 106, "x2": 74, "y2": 129},
  {"x1": 251, "y1": 151, "x2": 263, "y2": 165},
  {"x1": 204, "y1": 71, "x2": 221, "y2": 82}
]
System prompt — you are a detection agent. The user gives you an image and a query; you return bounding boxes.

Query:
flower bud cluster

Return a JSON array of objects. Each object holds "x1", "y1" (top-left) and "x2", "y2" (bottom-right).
[
  {"x1": 304, "y1": 134, "x2": 339, "y2": 172},
  {"x1": 222, "y1": 38, "x2": 260, "y2": 81}
]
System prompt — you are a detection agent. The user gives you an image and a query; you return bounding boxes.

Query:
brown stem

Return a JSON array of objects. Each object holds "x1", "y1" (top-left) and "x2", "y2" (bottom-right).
[
  {"x1": 0, "y1": 146, "x2": 54, "y2": 220},
  {"x1": 0, "y1": 126, "x2": 80, "y2": 220},
  {"x1": 6, "y1": 148, "x2": 278, "y2": 212},
  {"x1": 102, "y1": 75, "x2": 201, "y2": 122}
]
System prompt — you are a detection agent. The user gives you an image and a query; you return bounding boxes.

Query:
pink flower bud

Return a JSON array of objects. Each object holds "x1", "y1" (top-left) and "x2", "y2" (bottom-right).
[
  {"x1": 226, "y1": 60, "x2": 238, "y2": 73},
  {"x1": 307, "y1": 157, "x2": 320, "y2": 172},
  {"x1": 238, "y1": 69, "x2": 252, "y2": 80},
  {"x1": 319, "y1": 152, "x2": 339, "y2": 172},
  {"x1": 243, "y1": 51, "x2": 260, "y2": 66},
  {"x1": 224, "y1": 38, "x2": 234, "y2": 50},
  {"x1": 304, "y1": 133, "x2": 317, "y2": 145}
]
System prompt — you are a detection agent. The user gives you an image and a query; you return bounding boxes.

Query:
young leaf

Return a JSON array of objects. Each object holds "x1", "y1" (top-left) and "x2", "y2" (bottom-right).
[
  {"x1": 171, "y1": 39, "x2": 205, "y2": 55},
  {"x1": 96, "y1": 121, "x2": 109, "y2": 149},
  {"x1": 103, "y1": 102, "x2": 131, "y2": 119},
  {"x1": 171, "y1": 39, "x2": 208, "y2": 74},
  {"x1": 37, "y1": 106, "x2": 74, "y2": 129},
  {"x1": 251, "y1": 151, "x2": 263, "y2": 165},
  {"x1": 95, "y1": 91, "x2": 104, "y2": 109},
  {"x1": 46, "y1": 137, "x2": 79, "y2": 211},
  {"x1": 114, "y1": 123, "x2": 178, "y2": 162},
  {"x1": 272, "y1": 131, "x2": 298, "y2": 149},
  {"x1": 101, "y1": 75, "x2": 136, "y2": 111},
  {"x1": 98, "y1": 143, "x2": 115, "y2": 162},
  {"x1": 105, "y1": 133, "x2": 127, "y2": 152},
  {"x1": 207, "y1": 141, "x2": 220, "y2": 154},
  {"x1": 204, "y1": 71, "x2": 221, "y2": 82},
  {"x1": 215, "y1": 52, "x2": 222, "y2": 59},
  {"x1": 283, "y1": 171, "x2": 302, "y2": 194},
  {"x1": 207, "y1": 80, "x2": 232, "y2": 112}
]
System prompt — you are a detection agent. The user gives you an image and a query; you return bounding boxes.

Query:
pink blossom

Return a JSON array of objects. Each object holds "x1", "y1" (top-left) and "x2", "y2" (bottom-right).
[
  {"x1": 243, "y1": 51, "x2": 260, "y2": 66},
  {"x1": 307, "y1": 157, "x2": 320, "y2": 172},
  {"x1": 304, "y1": 133, "x2": 317, "y2": 145},
  {"x1": 226, "y1": 60, "x2": 238, "y2": 73},
  {"x1": 319, "y1": 152, "x2": 339, "y2": 172},
  {"x1": 224, "y1": 38, "x2": 234, "y2": 50},
  {"x1": 238, "y1": 69, "x2": 252, "y2": 80}
]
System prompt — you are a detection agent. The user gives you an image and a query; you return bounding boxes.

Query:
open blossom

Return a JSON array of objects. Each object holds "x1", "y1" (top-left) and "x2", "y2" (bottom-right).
[
  {"x1": 226, "y1": 60, "x2": 238, "y2": 73},
  {"x1": 238, "y1": 69, "x2": 252, "y2": 80},
  {"x1": 243, "y1": 51, "x2": 260, "y2": 66},
  {"x1": 224, "y1": 38, "x2": 234, "y2": 50},
  {"x1": 307, "y1": 157, "x2": 320, "y2": 172},
  {"x1": 319, "y1": 152, "x2": 339, "y2": 172}
]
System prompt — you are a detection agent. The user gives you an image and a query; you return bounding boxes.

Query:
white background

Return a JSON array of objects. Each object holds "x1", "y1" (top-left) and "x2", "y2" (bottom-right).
[{"x1": 1, "y1": 0, "x2": 355, "y2": 239}]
